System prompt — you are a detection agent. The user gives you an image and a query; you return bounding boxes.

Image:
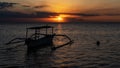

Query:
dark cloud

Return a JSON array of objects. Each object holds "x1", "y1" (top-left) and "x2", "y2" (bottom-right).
[
  {"x1": 35, "y1": 11, "x2": 58, "y2": 17},
  {"x1": 99, "y1": 8, "x2": 120, "y2": 11},
  {"x1": 79, "y1": 14, "x2": 100, "y2": 16},
  {"x1": 22, "y1": 5, "x2": 31, "y2": 7},
  {"x1": 85, "y1": 8, "x2": 120, "y2": 16},
  {"x1": 0, "y1": 11, "x2": 30, "y2": 18},
  {"x1": 105, "y1": 14, "x2": 120, "y2": 16},
  {"x1": 0, "y1": 10, "x2": 58, "y2": 18},
  {"x1": 0, "y1": 10, "x2": 108, "y2": 18},
  {"x1": 0, "y1": 2, "x2": 18, "y2": 9},
  {"x1": 0, "y1": 8, "x2": 119, "y2": 18},
  {"x1": 65, "y1": 17, "x2": 84, "y2": 22},
  {"x1": 63, "y1": 12, "x2": 120, "y2": 17},
  {"x1": 34, "y1": 5, "x2": 49, "y2": 8},
  {"x1": 61, "y1": 13, "x2": 101, "y2": 16}
]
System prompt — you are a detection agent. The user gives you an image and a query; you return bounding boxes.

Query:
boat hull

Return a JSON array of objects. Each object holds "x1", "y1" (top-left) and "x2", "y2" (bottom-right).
[{"x1": 25, "y1": 35, "x2": 54, "y2": 50}]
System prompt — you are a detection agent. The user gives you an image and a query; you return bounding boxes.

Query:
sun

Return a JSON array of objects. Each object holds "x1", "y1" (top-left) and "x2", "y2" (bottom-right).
[
  {"x1": 54, "y1": 15, "x2": 64, "y2": 22},
  {"x1": 57, "y1": 16, "x2": 63, "y2": 21},
  {"x1": 50, "y1": 15, "x2": 66, "y2": 23}
]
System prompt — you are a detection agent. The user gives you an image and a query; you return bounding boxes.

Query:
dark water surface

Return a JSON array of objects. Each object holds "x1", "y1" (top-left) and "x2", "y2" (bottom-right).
[{"x1": 0, "y1": 23, "x2": 120, "y2": 68}]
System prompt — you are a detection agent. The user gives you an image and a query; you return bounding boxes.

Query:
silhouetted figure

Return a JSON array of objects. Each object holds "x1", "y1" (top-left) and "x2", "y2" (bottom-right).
[{"x1": 96, "y1": 41, "x2": 100, "y2": 46}]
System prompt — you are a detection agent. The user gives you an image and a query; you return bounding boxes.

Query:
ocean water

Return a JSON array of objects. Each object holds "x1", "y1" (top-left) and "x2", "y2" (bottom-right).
[{"x1": 0, "y1": 23, "x2": 120, "y2": 68}]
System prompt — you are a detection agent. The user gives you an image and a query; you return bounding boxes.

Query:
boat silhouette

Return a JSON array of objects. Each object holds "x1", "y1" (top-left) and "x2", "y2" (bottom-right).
[{"x1": 6, "y1": 25, "x2": 73, "y2": 50}]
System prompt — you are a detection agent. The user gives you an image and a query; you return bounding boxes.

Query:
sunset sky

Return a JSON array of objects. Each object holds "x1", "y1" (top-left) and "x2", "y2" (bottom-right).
[{"x1": 0, "y1": 0, "x2": 120, "y2": 23}]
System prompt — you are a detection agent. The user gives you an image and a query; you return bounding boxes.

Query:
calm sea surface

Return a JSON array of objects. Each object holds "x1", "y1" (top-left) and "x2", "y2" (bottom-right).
[{"x1": 0, "y1": 23, "x2": 120, "y2": 68}]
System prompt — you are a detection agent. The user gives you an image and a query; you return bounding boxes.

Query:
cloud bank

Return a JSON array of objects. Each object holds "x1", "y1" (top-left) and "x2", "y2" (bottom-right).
[{"x1": 0, "y1": 2, "x2": 18, "y2": 9}]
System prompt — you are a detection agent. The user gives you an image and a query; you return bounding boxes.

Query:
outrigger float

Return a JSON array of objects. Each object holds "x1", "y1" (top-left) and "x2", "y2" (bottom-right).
[{"x1": 6, "y1": 25, "x2": 73, "y2": 51}]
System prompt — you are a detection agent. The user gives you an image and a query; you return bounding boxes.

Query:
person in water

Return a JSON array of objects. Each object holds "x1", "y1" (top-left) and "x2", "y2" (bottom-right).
[{"x1": 96, "y1": 41, "x2": 100, "y2": 46}]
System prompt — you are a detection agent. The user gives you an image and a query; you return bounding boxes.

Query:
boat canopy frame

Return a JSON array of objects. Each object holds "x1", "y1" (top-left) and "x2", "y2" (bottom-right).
[{"x1": 26, "y1": 25, "x2": 54, "y2": 40}]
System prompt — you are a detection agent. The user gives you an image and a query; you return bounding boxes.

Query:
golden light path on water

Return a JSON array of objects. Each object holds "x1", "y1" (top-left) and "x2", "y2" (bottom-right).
[{"x1": 53, "y1": 24, "x2": 63, "y2": 46}]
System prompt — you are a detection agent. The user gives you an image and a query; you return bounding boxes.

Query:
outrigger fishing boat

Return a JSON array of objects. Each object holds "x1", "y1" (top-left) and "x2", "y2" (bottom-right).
[{"x1": 6, "y1": 25, "x2": 73, "y2": 50}]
